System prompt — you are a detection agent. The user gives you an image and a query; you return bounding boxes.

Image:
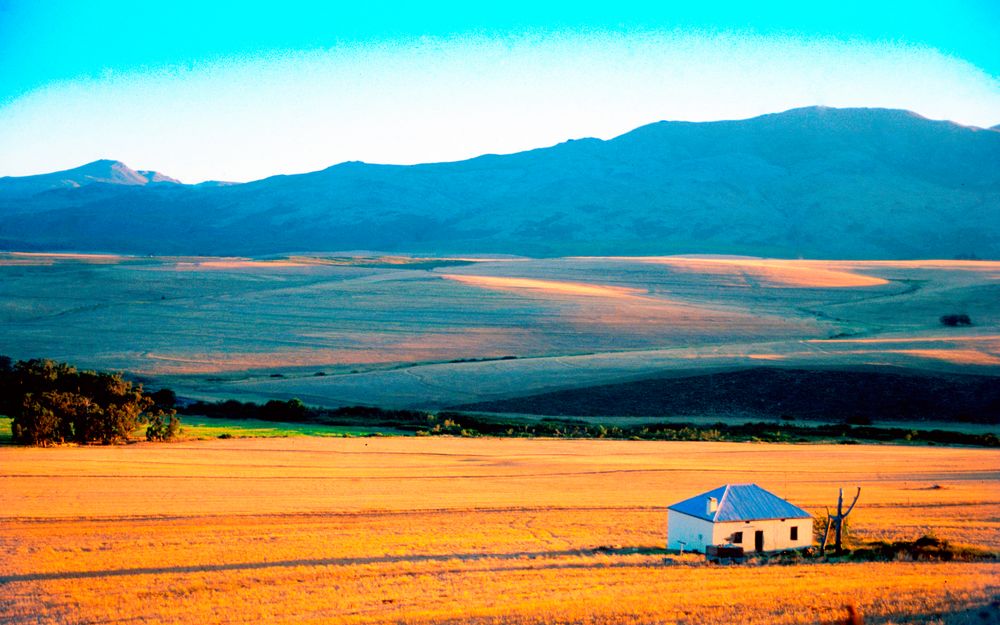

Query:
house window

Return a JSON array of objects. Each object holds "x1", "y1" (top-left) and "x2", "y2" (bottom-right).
[
  {"x1": 790, "y1": 526, "x2": 799, "y2": 540},
  {"x1": 732, "y1": 532, "x2": 743, "y2": 544}
]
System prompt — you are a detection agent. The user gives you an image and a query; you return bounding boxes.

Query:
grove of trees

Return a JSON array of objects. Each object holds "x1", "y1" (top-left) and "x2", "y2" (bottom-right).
[{"x1": 0, "y1": 356, "x2": 178, "y2": 446}]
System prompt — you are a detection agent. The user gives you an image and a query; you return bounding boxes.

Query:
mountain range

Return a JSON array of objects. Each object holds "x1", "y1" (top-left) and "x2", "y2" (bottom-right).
[{"x1": 2, "y1": 106, "x2": 998, "y2": 258}]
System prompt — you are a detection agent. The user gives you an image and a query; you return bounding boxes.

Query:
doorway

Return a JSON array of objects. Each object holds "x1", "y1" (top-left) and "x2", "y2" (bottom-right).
[{"x1": 754, "y1": 530, "x2": 764, "y2": 552}]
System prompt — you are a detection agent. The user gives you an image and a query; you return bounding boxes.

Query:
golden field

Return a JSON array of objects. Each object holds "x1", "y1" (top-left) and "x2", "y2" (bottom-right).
[{"x1": 1, "y1": 438, "x2": 998, "y2": 624}]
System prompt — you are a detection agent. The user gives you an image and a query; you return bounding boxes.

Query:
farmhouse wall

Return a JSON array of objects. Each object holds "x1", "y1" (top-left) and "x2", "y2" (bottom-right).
[
  {"x1": 666, "y1": 510, "x2": 715, "y2": 551},
  {"x1": 712, "y1": 518, "x2": 811, "y2": 552}
]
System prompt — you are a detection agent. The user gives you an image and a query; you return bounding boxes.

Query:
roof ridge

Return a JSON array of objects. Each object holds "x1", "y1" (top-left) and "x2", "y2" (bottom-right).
[{"x1": 714, "y1": 484, "x2": 733, "y2": 522}]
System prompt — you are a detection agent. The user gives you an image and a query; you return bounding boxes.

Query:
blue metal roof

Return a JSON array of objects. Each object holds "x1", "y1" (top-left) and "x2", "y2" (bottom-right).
[{"x1": 667, "y1": 483, "x2": 811, "y2": 522}]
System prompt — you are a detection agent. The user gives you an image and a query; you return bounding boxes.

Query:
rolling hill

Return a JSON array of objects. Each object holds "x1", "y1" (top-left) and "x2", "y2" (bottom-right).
[
  {"x1": 453, "y1": 367, "x2": 1000, "y2": 423},
  {"x1": 1, "y1": 106, "x2": 998, "y2": 258}
]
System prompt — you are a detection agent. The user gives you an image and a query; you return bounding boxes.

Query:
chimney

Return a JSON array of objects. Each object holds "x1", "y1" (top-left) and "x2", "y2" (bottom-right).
[{"x1": 707, "y1": 496, "x2": 718, "y2": 515}]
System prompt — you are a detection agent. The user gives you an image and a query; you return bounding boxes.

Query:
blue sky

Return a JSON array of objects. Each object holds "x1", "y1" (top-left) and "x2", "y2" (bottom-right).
[{"x1": 1, "y1": 1, "x2": 998, "y2": 182}]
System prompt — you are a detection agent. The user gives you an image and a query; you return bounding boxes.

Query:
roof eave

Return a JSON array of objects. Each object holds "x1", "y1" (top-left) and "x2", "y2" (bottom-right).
[
  {"x1": 666, "y1": 507, "x2": 713, "y2": 522},
  {"x1": 714, "y1": 513, "x2": 813, "y2": 522}
]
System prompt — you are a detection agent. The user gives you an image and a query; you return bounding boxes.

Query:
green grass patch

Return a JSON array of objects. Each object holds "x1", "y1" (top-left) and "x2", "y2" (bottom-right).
[
  {"x1": 179, "y1": 416, "x2": 409, "y2": 439},
  {"x1": 0, "y1": 414, "x2": 408, "y2": 444}
]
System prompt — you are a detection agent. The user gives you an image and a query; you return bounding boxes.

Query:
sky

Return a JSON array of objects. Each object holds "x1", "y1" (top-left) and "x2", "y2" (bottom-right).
[{"x1": 0, "y1": 1, "x2": 998, "y2": 183}]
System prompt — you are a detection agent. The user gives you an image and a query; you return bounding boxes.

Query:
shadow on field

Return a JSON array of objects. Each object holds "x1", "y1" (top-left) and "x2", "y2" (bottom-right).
[
  {"x1": 0, "y1": 547, "x2": 668, "y2": 584},
  {"x1": 856, "y1": 596, "x2": 1000, "y2": 625}
]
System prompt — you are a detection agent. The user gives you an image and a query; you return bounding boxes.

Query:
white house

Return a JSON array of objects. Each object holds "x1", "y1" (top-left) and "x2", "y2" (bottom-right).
[{"x1": 667, "y1": 483, "x2": 812, "y2": 553}]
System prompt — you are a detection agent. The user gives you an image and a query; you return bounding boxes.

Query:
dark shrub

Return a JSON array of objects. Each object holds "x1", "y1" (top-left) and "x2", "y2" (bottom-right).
[
  {"x1": 940, "y1": 314, "x2": 972, "y2": 327},
  {"x1": 14, "y1": 394, "x2": 64, "y2": 446},
  {"x1": 146, "y1": 411, "x2": 181, "y2": 441},
  {"x1": 149, "y1": 388, "x2": 177, "y2": 410},
  {"x1": 260, "y1": 398, "x2": 308, "y2": 422}
]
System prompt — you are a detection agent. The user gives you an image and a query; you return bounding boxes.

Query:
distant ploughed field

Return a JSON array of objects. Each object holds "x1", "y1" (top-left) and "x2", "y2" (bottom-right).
[
  {"x1": 1, "y1": 252, "x2": 998, "y2": 411},
  {"x1": 1, "y1": 438, "x2": 998, "y2": 624}
]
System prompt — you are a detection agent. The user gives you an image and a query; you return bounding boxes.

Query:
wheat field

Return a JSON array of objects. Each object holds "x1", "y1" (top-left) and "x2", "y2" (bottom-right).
[{"x1": 1, "y1": 437, "x2": 998, "y2": 624}]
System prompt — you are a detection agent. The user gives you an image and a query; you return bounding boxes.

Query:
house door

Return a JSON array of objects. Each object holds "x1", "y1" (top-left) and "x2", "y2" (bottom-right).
[{"x1": 755, "y1": 530, "x2": 764, "y2": 552}]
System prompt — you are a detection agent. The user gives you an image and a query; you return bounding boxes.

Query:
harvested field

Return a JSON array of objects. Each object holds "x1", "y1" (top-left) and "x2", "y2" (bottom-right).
[
  {"x1": 1, "y1": 253, "x2": 998, "y2": 411},
  {"x1": 615, "y1": 256, "x2": 893, "y2": 287},
  {"x1": 1, "y1": 438, "x2": 998, "y2": 624}
]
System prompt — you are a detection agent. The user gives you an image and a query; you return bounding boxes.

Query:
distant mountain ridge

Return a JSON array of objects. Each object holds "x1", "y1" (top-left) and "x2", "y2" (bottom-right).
[
  {"x1": 0, "y1": 159, "x2": 181, "y2": 198},
  {"x1": 1, "y1": 106, "x2": 999, "y2": 258}
]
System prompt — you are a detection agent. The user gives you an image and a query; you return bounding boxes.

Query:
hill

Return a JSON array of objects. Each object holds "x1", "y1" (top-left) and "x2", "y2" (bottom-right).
[
  {"x1": 1, "y1": 107, "x2": 999, "y2": 257},
  {"x1": 0, "y1": 159, "x2": 179, "y2": 198},
  {"x1": 453, "y1": 367, "x2": 1000, "y2": 423}
]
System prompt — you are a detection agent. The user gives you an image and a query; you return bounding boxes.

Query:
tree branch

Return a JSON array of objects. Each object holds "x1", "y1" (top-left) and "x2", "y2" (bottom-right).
[{"x1": 842, "y1": 487, "x2": 861, "y2": 518}]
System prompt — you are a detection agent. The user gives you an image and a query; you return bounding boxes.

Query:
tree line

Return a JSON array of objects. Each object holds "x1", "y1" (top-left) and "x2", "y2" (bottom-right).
[
  {"x1": 179, "y1": 399, "x2": 1000, "y2": 447},
  {"x1": 0, "y1": 356, "x2": 179, "y2": 446},
  {"x1": 4, "y1": 356, "x2": 996, "y2": 448}
]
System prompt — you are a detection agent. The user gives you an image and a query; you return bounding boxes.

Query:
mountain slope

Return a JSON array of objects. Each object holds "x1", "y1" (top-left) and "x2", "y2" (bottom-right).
[
  {"x1": 1, "y1": 107, "x2": 998, "y2": 257},
  {"x1": 0, "y1": 159, "x2": 180, "y2": 199}
]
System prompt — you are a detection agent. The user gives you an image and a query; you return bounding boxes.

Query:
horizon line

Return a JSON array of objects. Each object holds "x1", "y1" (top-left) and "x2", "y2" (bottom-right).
[{"x1": 5, "y1": 104, "x2": 997, "y2": 184}]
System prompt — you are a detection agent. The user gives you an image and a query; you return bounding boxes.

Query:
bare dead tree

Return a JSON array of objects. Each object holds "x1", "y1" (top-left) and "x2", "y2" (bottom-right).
[
  {"x1": 818, "y1": 511, "x2": 834, "y2": 553},
  {"x1": 821, "y1": 487, "x2": 861, "y2": 554}
]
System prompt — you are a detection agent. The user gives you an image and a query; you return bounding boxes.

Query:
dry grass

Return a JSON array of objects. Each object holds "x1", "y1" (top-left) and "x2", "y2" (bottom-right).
[
  {"x1": 1, "y1": 438, "x2": 997, "y2": 624},
  {"x1": 173, "y1": 259, "x2": 316, "y2": 270},
  {"x1": 0, "y1": 252, "x2": 128, "y2": 265},
  {"x1": 142, "y1": 328, "x2": 528, "y2": 374},
  {"x1": 883, "y1": 349, "x2": 1000, "y2": 366},
  {"x1": 440, "y1": 274, "x2": 649, "y2": 298},
  {"x1": 624, "y1": 256, "x2": 892, "y2": 287}
]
